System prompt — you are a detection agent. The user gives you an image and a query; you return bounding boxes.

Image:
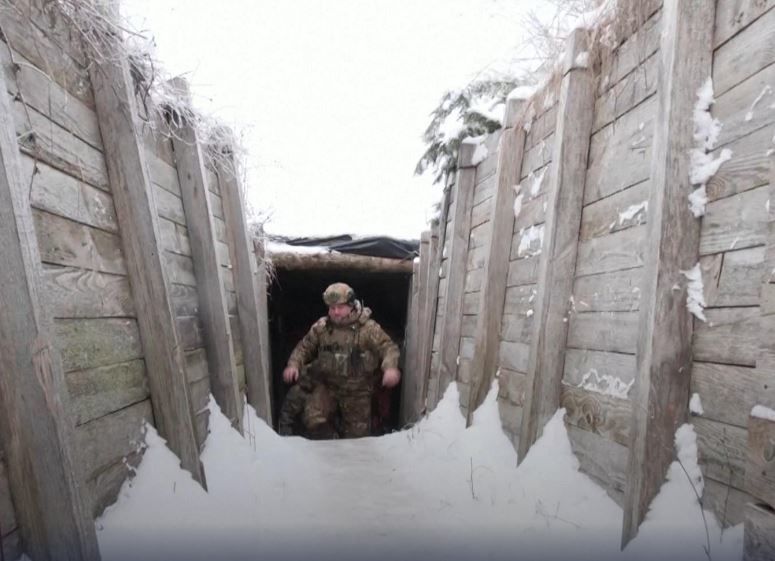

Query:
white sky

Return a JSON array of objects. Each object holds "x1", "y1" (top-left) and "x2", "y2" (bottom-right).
[{"x1": 122, "y1": 0, "x2": 542, "y2": 240}]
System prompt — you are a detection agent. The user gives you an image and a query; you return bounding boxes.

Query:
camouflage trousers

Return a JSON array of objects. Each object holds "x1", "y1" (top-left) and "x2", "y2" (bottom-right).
[{"x1": 277, "y1": 383, "x2": 372, "y2": 439}]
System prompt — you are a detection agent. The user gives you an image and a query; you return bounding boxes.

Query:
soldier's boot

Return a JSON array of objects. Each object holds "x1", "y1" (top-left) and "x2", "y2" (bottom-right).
[
  {"x1": 277, "y1": 384, "x2": 306, "y2": 436},
  {"x1": 303, "y1": 385, "x2": 337, "y2": 440},
  {"x1": 339, "y1": 392, "x2": 372, "y2": 439}
]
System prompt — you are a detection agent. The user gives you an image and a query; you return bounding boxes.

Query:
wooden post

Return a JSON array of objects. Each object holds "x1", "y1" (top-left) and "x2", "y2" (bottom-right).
[
  {"x1": 424, "y1": 179, "x2": 454, "y2": 408},
  {"x1": 217, "y1": 147, "x2": 273, "y2": 424},
  {"x1": 89, "y1": 35, "x2": 204, "y2": 485},
  {"x1": 466, "y1": 98, "x2": 527, "y2": 425},
  {"x1": 168, "y1": 78, "x2": 243, "y2": 433},
  {"x1": 433, "y1": 145, "x2": 478, "y2": 408},
  {"x1": 622, "y1": 0, "x2": 715, "y2": 545},
  {"x1": 412, "y1": 230, "x2": 431, "y2": 412},
  {"x1": 518, "y1": 29, "x2": 596, "y2": 455},
  {"x1": 400, "y1": 260, "x2": 421, "y2": 424},
  {"x1": 418, "y1": 224, "x2": 441, "y2": 403},
  {"x1": 252, "y1": 236, "x2": 273, "y2": 419},
  {"x1": 0, "y1": 52, "x2": 100, "y2": 561}
]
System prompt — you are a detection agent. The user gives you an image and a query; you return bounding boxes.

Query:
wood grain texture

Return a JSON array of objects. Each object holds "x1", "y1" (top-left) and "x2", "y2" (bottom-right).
[
  {"x1": 0, "y1": 51, "x2": 100, "y2": 558},
  {"x1": 42, "y1": 265, "x2": 135, "y2": 318},
  {"x1": 700, "y1": 247, "x2": 764, "y2": 307},
  {"x1": 714, "y1": 0, "x2": 775, "y2": 47},
  {"x1": 594, "y1": 52, "x2": 658, "y2": 133},
  {"x1": 218, "y1": 159, "x2": 273, "y2": 423},
  {"x1": 691, "y1": 361, "x2": 772, "y2": 427},
  {"x1": 693, "y1": 307, "x2": 760, "y2": 366},
  {"x1": 623, "y1": 0, "x2": 715, "y2": 543},
  {"x1": 575, "y1": 225, "x2": 647, "y2": 277},
  {"x1": 563, "y1": 348, "x2": 637, "y2": 388},
  {"x1": 712, "y1": 5, "x2": 775, "y2": 95},
  {"x1": 567, "y1": 424, "x2": 628, "y2": 506},
  {"x1": 169, "y1": 78, "x2": 242, "y2": 433},
  {"x1": 714, "y1": 61, "x2": 775, "y2": 149},
  {"x1": 744, "y1": 502, "x2": 775, "y2": 561},
  {"x1": 703, "y1": 477, "x2": 753, "y2": 527},
  {"x1": 567, "y1": 311, "x2": 639, "y2": 354},
  {"x1": 579, "y1": 179, "x2": 649, "y2": 242},
  {"x1": 55, "y1": 318, "x2": 143, "y2": 372},
  {"x1": 572, "y1": 267, "x2": 643, "y2": 313},
  {"x1": 436, "y1": 159, "x2": 477, "y2": 401},
  {"x1": 400, "y1": 261, "x2": 421, "y2": 424},
  {"x1": 746, "y1": 415, "x2": 775, "y2": 507},
  {"x1": 467, "y1": 109, "x2": 527, "y2": 423},
  {"x1": 90, "y1": 48, "x2": 204, "y2": 486},
  {"x1": 561, "y1": 384, "x2": 631, "y2": 447},
  {"x1": 707, "y1": 123, "x2": 774, "y2": 203},
  {"x1": 700, "y1": 184, "x2": 768, "y2": 255},
  {"x1": 693, "y1": 416, "x2": 748, "y2": 490}
]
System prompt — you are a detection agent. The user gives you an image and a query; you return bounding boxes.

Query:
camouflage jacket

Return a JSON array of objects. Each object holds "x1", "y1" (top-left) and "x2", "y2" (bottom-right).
[{"x1": 287, "y1": 306, "x2": 400, "y2": 392}]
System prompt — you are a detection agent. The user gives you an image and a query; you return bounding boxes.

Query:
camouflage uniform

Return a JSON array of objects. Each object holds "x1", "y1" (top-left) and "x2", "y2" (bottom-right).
[
  {"x1": 277, "y1": 362, "x2": 336, "y2": 438},
  {"x1": 287, "y1": 304, "x2": 400, "y2": 438}
]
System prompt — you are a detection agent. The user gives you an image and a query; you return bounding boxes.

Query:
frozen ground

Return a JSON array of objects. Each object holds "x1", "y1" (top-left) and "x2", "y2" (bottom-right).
[{"x1": 94, "y1": 383, "x2": 743, "y2": 561}]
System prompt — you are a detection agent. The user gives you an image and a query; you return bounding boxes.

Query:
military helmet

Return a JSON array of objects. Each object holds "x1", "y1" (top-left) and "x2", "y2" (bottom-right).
[{"x1": 323, "y1": 282, "x2": 355, "y2": 306}]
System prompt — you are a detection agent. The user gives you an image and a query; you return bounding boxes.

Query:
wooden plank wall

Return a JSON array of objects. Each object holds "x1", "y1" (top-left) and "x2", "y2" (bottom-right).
[
  {"x1": 0, "y1": 7, "x2": 155, "y2": 520},
  {"x1": 457, "y1": 131, "x2": 501, "y2": 413},
  {"x1": 495, "y1": 97, "x2": 557, "y2": 444},
  {"x1": 142, "y1": 116, "x2": 212, "y2": 449},
  {"x1": 561, "y1": 6, "x2": 662, "y2": 506},
  {"x1": 689, "y1": 0, "x2": 775, "y2": 527}
]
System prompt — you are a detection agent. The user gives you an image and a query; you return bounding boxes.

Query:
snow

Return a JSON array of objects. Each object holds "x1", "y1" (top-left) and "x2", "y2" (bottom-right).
[
  {"x1": 617, "y1": 200, "x2": 648, "y2": 225},
  {"x1": 574, "y1": 370, "x2": 634, "y2": 399},
  {"x1": 690, "y1": 78, "x2": 733, "y2": 217},
  {"x1": 572, "y1": 0, "x2": 616, "y2": 31},
  {"x1": 574, "y1": 51, "x2": 590, "y2": 69},
  {"x1": 751, "y1": 405, "x2": 775, "y2": 422},
  {"x1": 439, "y1": 106, "x2": 465, "y2": 141},
  {"x1": 517, "y1": 224, "x2": 544, "y2": 257},
  {"x1": 744, "y1": 85, "x2": 772, "y2": 121},
  {"x1": 513, "y1": 193, "x2": 524, "y2": 219},
  {"x1": 507, "y1": 85, "x2": 537, "y2": 101},
  {"x1": 681, "y1": 263, "x2": 707, "y2": 322},
  {"x1": 265, "y1": 241, "x2": 333, "y2": 255},
  {"x1": 463, "y1": 135, "x2": 489, "y2": 166},
  {"x1": 689, "y1": 393, "x2": 704, "y2": 416},
  {"x1": 528, "y1": 168, "x2": 546, "y2": 197},
  {"x1": 94, "y1": 387, "x2": 743, "y2": 561}
]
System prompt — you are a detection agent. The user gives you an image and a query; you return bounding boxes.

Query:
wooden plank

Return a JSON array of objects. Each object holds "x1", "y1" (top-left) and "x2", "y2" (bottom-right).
[
  {"x1": 411, "y1": 231, "x2": 432, "y2": 408},
  {"x1": 712, "y1": 6, "x2": 775, "y2": 96},
  {"x1": 594, "y1": 52, "x2": 658, "y2": 133},
  {"x1": 0, "y1": 46, "x2": 100, "y2": 149},
  {"x1": 90, "y1": 46, "x2": 205, "y2": 486},
  {"x1": 744, "y1": 503, "x2": 775, "y2": 561},
  {"x1": 520, "y1": 136, "x2": 553, "y2": 181},
  {"x1": 472, "y1": 173, "x2": 495, "y2": 205},
  {"x1": 700, "y1": 247, "x2": 764, "y2": 308},
  {"x1": 400, "y1": 261, "x2": 421, "y2": 424},
  {"x1": 691, "y1": 362, "x2": 771, "y2": 427},
  {"x1": 66, "y1": 359, "x2": 150, "y2": 426},
  {"x1": 714, "y1": 0, "x2": 775, "y2": 47},
  {"x1": 474, "y1": 131, "x2": 501, "y2": 183},
  {"x1": 422, "y1": 207, "x2": 449, "y2": 410},
  {"x1": 498, "y1": 368, "x2": 528, "y2": 405},
  {"x1": 185, "y1": 349, "x2": 210, "y2": 384},
  {"x1": 153, "y1": 183, "x2": 186, "y2": 226},
  {"x1": 436, "y1": 146, "x2": 478, "y2": 401},
  {"x1": 463, "y1": 267, "x2": 484, "y2": 293},
  {"x1": 497, "y1": 399, "x2": 523, "y2": 443},
  {"x1": 169, "y1": 78, "x2": 242, "y2": 433},
  {"x1": 563, "y1": 348, "x2": 637, "y2": 388},
  {"x1": 575, "y1": 224, "x2": 647, "y2": 277},
  {"x1": 561, "y1": 384, "x2": 632, "y2": 447},
  {"x1": 467, "y1": 111, "x2": 527, "y2": 421},
  {"x1": 573, "y1": 267, "x2": 643, "y2": 312},
  {"x1": 469, "y1": 198, "x2": 492, "y2": 229},
  {"x1": 623, "y1": 6, "x2": 715, "y2": 537},
  {"x1": 707, "y1": 123, "x2": 774, "y2": 203},
  {"x1": 33, "y1": 209, "x2": 126, "y2": 274},
  {"x1": 500, "y1": 313, "x2": 533, "y2": 345},
  {"x1": 746, "y1": 414, "x2": 775, "y2": 506},
  {"x1": 252, "y1": 238, "x2": 273, "y2": 414},
  {"x1": 509, "y1": 223, "x2": 545, "y2": 260},
  {"x1": 158, "y1": 216, "x2": 191, "y2": 256},
  {"x1": 567, "y1": 311, "x2": 639, "y2": 354},
  {"x1": 26, "y1": 157, "x2": 118, "y2": 233},
  {"x1": 55, "y1": 318, "x2": 143, "y2": 372},
  {"x1": 218, "y1": 159, "x2": 273, "y2": 422},
  {"x1": 693, "y1": 417, "x2": 748, "y2": 490},
  {"x1": 714, "y1": 61, "x2": 775, "y2": 149},
  {"x1": 567, "y1": 424, "x2": 628, "y2": 506},
  {"x1": 176, "y1": 315, "x2": 204, "y2": 351},
  {"x1": 499, "y1": 341, "x2": 530, "y2": 373},
  {"x1": 507, "y1": 255, "x2": 540, "y2": 287},
  {"x1": 579, "y1": 179, "x2": 649, "y2": 242},
  {"x1": 599, "y1": 8, "x2": 662, "y2": 95},
  {"x1": 0, "y1": 460, "x2": 17, "y2": 540},
  {"x1": 693, "y1": 307, "x2": 760, "y2": 366},
  {"x1": 700, "y1": 184, "x2": 768, "y2": 255},
  {"x1": 514, "y1": 192, "x2": 546, "y2": 231},
  {"x1": 230, "y1": 316, "x2": 244, "y2": 365},
  {"x1": 468, "y1": 221, "x2": 490, "y2": 249},
  {"x1": 147, "y1": 153, "x2": 181, "y2": 197},
  {"x1": 165, "y1": 252, "x2": 197, "y2": 287},
  {"x1": 585, "y1": 95, "x2": 656, "y2": 205},
  {"x1": 0, "y1": 57, "x2": 99, "y2": 558},
  {"x1": 703, "y1": 477, "x2": 754, "y2": 527},
  {"x1": 42, "y1": 265, "x2": 135, "y2": 318},
  {"x1": 75, "y1": 400, "x2": 153, "y2": 482},
  {"x1": 140, "y1": 118, "x2": 175, "y2": 167},
  {"x1": 502, "y1": 283, "x2": 536, "y2": 315},
  {"x1": 11, "y1": 97, "x2": 108, "y2": 190}
]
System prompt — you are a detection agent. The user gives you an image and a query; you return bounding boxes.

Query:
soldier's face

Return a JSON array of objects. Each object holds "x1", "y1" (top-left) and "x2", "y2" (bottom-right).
[{"x1": 328, "y1": 303, "x2": 353, "y2": 324}]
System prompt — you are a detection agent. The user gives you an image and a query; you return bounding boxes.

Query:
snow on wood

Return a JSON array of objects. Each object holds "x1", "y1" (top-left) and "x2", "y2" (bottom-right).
[
  {"x1": 751, "y1": 404, "x2": 775, "y2": 421},
  {"x1": 681, "y1": 263, "x2": 707, "y2": 322},
  {"x1": 689, "y1": 392, "x2": 704, "y2": 415}
]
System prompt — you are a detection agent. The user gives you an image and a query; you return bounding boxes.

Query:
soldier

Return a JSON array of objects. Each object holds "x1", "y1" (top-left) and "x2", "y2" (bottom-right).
[
  {"x1": 277, "y1": 361, "x2": 337, "y2": 438},
  {"x1": 282, "y1": 282, "x2": 401, "y2": 438}
]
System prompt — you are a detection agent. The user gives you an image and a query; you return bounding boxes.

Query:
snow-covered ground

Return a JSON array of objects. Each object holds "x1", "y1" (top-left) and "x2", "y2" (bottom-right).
[{"x1": 94, "y1": 383, "x2": 743, "y2": 561}]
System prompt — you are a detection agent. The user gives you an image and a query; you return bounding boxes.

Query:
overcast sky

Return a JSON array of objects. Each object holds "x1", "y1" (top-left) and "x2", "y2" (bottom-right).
[{"x1": 122, "y1": 0, "x2": 541, "y2": 240}]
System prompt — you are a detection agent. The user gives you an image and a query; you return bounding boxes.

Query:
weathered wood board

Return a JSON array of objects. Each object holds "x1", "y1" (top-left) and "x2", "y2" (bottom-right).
[
  {"x1": 746, "y1": 415, "x2": 775, "y2": 507},
  {"x1": 567, "y1": 311, "x2": 639, "y2": 354},
  {"x1": 575, "y1": 225, "x2": 647, "y2": 277},
  {"x1": 691, "y1": 361, "x2": 772, "y2": 427},
  {"x1": 744, "y1": 502, "x2": 775, "y2": 561},
  {"x1": 693, "y1": 307, "x2": 760, "y2": 367},
  {"x1": 700, "y1": 247, "x2": 764, "y2": 308},
  {"x1": 561, "y1": 384, "x2": 631, "y2": 447}
]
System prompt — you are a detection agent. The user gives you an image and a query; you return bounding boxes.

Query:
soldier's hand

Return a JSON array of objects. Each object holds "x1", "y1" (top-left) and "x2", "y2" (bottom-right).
[
  {"x1": 283, "y1": 366, "x2": 299, "y2": 384},
  {"x1": 381, "y1": 368, "x2": 401, "y2": 388}
]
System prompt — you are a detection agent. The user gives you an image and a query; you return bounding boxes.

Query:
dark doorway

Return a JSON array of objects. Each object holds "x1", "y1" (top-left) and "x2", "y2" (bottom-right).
[{"x1": 268, "y1": 268, "x2": 412, "y2": 436}]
